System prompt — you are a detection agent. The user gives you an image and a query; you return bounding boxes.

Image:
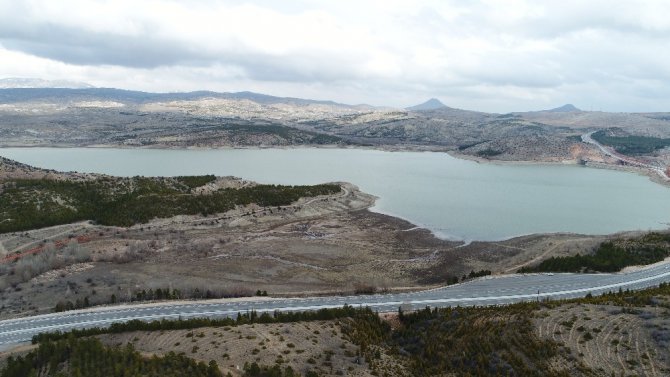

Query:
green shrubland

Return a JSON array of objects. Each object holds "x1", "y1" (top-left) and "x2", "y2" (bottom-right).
[
  {"x1": 0, "y1": 176, "x2": 340, "y2": 232},
  {"x1": 520, "y1": 233, "x2": 670, "y2": 273},
  {"x1": 592, "y1": 130, "x2": 670, "y2": 155}
]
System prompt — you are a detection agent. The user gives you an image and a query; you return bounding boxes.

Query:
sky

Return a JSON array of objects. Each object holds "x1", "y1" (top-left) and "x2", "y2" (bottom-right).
[{"x1": 1, "y1": 0, "x2": 669, "y2": 112}]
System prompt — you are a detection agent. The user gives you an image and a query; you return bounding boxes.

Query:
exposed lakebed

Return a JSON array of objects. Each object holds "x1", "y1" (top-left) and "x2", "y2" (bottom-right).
[{"x1": 2, "y1": 147, "x2": 669, "y2": 241}]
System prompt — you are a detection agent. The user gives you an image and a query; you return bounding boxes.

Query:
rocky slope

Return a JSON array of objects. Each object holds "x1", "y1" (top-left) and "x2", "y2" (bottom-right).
[{"x1": 1, "y1": 87, "x2": 669, "y2": 168}]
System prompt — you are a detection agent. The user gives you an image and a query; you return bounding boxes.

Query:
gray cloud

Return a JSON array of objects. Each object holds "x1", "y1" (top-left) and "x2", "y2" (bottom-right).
[
  {"x1": 0, "y1": 11, "x2": 370, "y2": 83},
  {"x1": 0, "y1": 0, "x2": 669, "y2": 112}
]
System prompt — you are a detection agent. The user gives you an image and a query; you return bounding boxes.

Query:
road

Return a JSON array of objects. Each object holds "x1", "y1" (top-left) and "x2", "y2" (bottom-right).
[
  {"x1": 581, "y1": 131, "x2": 669, "y2": 180},
  {"x1": 2, "y1": 260, "x2": 670, "y2": 350}
]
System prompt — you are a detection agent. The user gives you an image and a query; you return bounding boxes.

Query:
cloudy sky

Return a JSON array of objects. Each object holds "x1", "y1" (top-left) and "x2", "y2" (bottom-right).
[{"x1": 1, "y1": 0, "x2": 669, "y2": 112}]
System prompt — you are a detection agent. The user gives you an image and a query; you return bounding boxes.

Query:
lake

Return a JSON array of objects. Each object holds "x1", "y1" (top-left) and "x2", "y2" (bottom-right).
[{"x1": 1, "y1": 147, "x2": 669, "y2": 241}]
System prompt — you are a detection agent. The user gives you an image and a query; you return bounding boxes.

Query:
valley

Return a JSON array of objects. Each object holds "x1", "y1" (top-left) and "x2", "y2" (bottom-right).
[
  {"x1": 1, "y1": 88, "x2": 670, "y2": 377},
  {"x1": 3, "y1": 1, "x2": 670, "y2": 375}
]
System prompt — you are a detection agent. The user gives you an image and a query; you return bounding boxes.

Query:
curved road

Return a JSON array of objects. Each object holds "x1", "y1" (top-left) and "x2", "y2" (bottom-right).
[
  {"x1": 2, "y1": 261, "x2": 670, "y2": 349},
  {"x1": 581, "y1": 131, "x2": 669, "y2": 180}
]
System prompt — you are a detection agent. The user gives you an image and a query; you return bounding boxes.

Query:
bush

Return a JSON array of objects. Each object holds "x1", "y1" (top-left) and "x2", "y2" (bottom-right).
[{"x1": 6, "y1": 240, "x2": 91, "y2": 283}]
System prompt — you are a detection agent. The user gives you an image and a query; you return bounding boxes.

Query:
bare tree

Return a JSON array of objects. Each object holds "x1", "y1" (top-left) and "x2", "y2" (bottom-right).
[{"x1": 192, "y1": 238, "x2": 216, "y2": 256}]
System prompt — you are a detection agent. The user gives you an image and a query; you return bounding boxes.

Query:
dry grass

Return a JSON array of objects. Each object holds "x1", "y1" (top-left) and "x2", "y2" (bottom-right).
[
  {"x1": 97, "y1": 321, "x2": 374, "y2": 377},
  {"x1": 536, "y1": 304, "x2": 670, "y2": 376}
]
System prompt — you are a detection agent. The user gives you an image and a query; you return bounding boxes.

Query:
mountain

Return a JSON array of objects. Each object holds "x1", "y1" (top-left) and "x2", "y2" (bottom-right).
[
  {"x1": 0, "y1": 87, "x2": 360, "y2": 108},
  {"x1": 407, "y1": 98, "x2": 448, "y2": 111},
  {"x1": 545, "y1": 104, "x2": 581, "y2": 112},
  {"x1": 0, "y1": 78, "x2": 94, "y2": 89}
]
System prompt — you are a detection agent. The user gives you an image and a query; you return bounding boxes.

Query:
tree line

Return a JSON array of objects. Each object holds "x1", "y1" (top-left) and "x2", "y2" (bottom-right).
[{"x1": 53, "y1": 286, "x2": 257, "y2": 313}]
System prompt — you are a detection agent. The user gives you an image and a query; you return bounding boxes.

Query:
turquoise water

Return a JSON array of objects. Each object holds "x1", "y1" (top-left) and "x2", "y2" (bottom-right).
[{"x1": 2, "y1": 147, "x2": 669, "y2": 241}]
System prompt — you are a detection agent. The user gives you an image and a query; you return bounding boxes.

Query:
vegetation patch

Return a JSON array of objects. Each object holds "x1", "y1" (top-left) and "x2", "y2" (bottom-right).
[
  {"x1": 0, "y1": 176, "x2": 340, "y2": 232},
  {"x1": 32, "y1": 306, "x2": 373, "y2": 344},
  {"x1": 458, "y1": 141, "x2": 487, "y2": 150},
  {"x1": 592, "y1": 130, "x2": 670, "y2": 155},
  {"x1": 341, "y1": 303, "x2": 577, "y2": 377},
  {"x1": 519, "y1": 233, "x2": 670, "y2": 273},
  {"x1": 562, "y1": 281, "x2": 670, "y2": 308},
  {"x1": 175, "y1": 174, "x2": 217, "y2": 188},
  {"x1": 212, "y1": 123, "x2": 343, "y2": 145},
  {"x1": 2, "y1": 240, "x2": 90, "y2": 284},
  {"x1": 242, "y1": 362, "x2": 318, "y2": 377},
  {"x1": 476, "y1": 148, "x2": 503, "y2": 157},
  {"x1": 1, "y1": 337, "x2": 223, "y2": 377},
  {"x1": 340, "y1": 283, "x2": 670, "y2": 376},
  {"x1": 394, "y1": 307, "x2": 566, "y2": 376}
]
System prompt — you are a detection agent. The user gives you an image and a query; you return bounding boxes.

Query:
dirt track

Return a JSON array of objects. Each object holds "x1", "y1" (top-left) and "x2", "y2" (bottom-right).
[{"x1": 536, "y1": 304, "x2": 670, "y2": 376}]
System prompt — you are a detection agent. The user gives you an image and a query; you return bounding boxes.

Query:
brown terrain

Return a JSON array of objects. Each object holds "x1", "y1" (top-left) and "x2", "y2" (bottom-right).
[
  {"x1": 0, "y1": 156, "x2": 620, "y2": 320},
  {"x1": 4, "y1": 299, "x2": 668, "y2": 377},
  {"x1": 96, "y1": 321, "x2": 377, "y2": 377},
  {"x1": 536, "y1": 303, "x2": 670, "y2": 376},
  {"x1": 1, "y1": 89, "x2": 670, "y2": 376},
  {"x1": 1, "y1": 179, "x2": 610, "y2": 319}
]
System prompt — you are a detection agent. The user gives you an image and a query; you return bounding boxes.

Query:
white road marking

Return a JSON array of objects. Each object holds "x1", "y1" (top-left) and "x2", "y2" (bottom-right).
[{"x1": 2, "y1": 262, "x2": 670, "y2": 347}]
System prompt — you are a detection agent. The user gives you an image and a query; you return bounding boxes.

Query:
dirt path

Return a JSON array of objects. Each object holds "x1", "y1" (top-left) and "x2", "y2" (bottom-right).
[
  {"x1": 582, "y1": 131, "x2": 670, "y2": 181},
  {"x1": 502, "y1": 242, "x2": 562, "y2": 273},
  {"x1": 209, "y1": 253, "x2": 326, "y2": 270},
  {"x1": 7, "y1": 222, "x2": 92, "y2": 254},
  {"x1": 146, "y1": 182, "x2": 369, "y2": 232},
  {"x1": 502, "y1": 238, "x2": 590, "y2": 273}
]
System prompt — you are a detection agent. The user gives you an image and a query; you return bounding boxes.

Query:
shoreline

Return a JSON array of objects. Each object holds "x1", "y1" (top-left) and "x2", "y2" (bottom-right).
[
  {"x1": 1, "y1": 144, "x2": 669, "y2": 244},
  {"x1": 1, "y1": 139, "x2": 663, "y2": 166},
  {"x1": 447, "y1": 149, "x2": 670, "y2": 187}
]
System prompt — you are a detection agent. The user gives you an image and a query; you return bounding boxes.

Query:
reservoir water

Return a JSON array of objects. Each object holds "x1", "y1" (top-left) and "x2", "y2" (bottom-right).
[{"x1": 1, "y1": 147, "x2": 669, "y2": 241}]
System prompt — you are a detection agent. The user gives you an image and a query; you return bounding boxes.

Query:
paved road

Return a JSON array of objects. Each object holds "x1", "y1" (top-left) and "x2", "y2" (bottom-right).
[
  {"x1": 2, "y1": 261, "x2": 670, "y2": 350},
  {"x1": 582, "y1": 131, "x2": 669, "y2": 180}
]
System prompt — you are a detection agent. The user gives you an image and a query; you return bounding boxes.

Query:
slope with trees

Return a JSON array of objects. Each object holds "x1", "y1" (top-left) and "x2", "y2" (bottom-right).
[{"x1": 0, "y1": 175, "x2": 340, "y2": 232}]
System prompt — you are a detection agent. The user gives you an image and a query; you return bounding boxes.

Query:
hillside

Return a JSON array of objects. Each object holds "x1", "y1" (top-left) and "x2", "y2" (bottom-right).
[
  {"x1": 6, "y1": 284, "x2": 670, "y2": 376},
  {"x1": 0, "y1": 157, "x2": 340, "y2": 232},
  {"x1": 405, "y1": 98, "x2": 447, "y2": 111},
  {"x1": 1, "y1": 86, "x2": 669, "y2": 171}
]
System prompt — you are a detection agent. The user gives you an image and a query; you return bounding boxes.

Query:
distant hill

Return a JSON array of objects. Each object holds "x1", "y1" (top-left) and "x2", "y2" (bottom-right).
[
  {"x1": 0, "y1": 87, "x2": 357, "y2": 107},
  {"x1": 407, "y1": 98, "x2": 448, "y2": 111},
  {"x1": 0, "y1": 78, "x2": 94, "y2": 89},
  {"x1": 545, "y1": 104, "x2": 581, "y2": 112}
]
